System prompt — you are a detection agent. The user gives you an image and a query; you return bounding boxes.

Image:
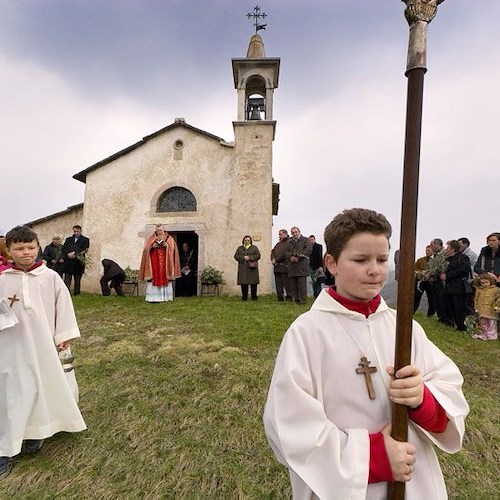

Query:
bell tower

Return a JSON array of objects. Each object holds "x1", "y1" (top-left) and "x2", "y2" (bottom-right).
[
  {"x1": 232, "y1": 33, "x2": 280, "y2": 134},
  {"x1": 228, "y1": 27, "x2": 280, "y2": 295}
]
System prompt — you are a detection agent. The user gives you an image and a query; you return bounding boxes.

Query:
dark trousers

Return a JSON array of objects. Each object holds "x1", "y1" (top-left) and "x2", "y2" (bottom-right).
[
  {"x1": 100, "y1": 276, "x2": 125, "y2": 296},
  {"x1": 241, "y1": 284, "x2": 257, "y2": 301},
  {"x1": 274, "y1": 272, "x2": 291, "y2": 301},
  {"x1": 64, "y1": 273, "x2": 82, "y2": 295},
  {"x1": 433, "y1": 280, "x2": 452, "y2": 324},
  {"x1": 464, "y1": 289, "x2": 475, "y2": 316},
  {"x1": 446, "y1": 293, "x2": 467, "y2": 331},
  {"x1": 413, "y1": 280, "x2": 436, "y2": 316},
  {"x1": 312, "y1": 279, "x2": 323, "y2": 299},
  {"x1": 289, "y1": 276, "x2": 307, "y2": 304}
]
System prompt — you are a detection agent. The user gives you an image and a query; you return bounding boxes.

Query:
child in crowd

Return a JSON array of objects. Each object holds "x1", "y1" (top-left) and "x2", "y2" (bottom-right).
[
  {"x1": 0, "y1": 230, "x2": 12, "y2": 273},
  {"x1": 473, "y1": 273, "x2": 500, "y2": 341},
  {"x1": 264, "y1": 208, "x2": 469, "y2": 499},
  {"x1": 0, "y1": 226, "x2": 86, "y2": 480}
]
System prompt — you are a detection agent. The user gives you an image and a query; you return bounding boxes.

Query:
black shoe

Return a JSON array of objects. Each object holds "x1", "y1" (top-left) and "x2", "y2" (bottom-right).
[
  {"x1": 0, "y1": 456, "x2": 13, "y2": 480},
  {"x1": 23, "y1": 439, "x2": 44, "y2": 454},
  {"x1": 251, "y1": 297, "x2": 258, "y2": 301},
  {"x1": 277, "y1": 297, "x2": 284, "y2": 302}
]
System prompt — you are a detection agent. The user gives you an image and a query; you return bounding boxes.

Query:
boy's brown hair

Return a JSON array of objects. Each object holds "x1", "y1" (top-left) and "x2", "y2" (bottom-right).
[
  {"x1": 5, "y1": 226, "x2": 40, "y2": 248},
  {"x1": 324, "y1": 208, "x2": 392, "y2": 261}
]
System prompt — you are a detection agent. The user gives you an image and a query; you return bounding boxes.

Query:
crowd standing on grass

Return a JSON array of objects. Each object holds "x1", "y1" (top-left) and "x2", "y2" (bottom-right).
[
  {"x1": 2, "y1": 222, "x2": 499, "y2": 341},
  {"x1": 0, "y1": 226, "x2": 86, "y2": 480},
  {"x1": 412, "y1": 232, "x2": 500, "y2": 341},
  {"x1": 264, "y1": 208, "x2": 469, "y2": 499}
]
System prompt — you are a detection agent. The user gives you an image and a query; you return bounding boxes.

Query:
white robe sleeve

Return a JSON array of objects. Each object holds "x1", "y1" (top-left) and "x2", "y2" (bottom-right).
[
  {"x1": 263, "y1": 326, "x2": 369, "y2": 500},
  {"x1": 53, "y1": 273, "x2": 81, "y2": 346},
  {"x1": 411, "y1": 323, "x2": 469, "y2": 453}
]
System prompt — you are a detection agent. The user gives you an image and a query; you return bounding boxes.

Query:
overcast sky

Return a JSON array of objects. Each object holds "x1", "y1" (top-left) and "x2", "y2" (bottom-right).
[{"x1": 1, "y1": 1, "x2": 498, "y2": 260}]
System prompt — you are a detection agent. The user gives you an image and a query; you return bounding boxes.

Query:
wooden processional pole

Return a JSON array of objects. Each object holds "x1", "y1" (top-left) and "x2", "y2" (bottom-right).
[{"x1": 389, "y1": 1, "x2": 445, "y2": 499}]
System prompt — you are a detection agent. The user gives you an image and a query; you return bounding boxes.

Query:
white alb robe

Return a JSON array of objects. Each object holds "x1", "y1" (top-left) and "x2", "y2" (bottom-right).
[
  {"x1": 0, "y1": 265, "x2": 87, "y2": 457},
  {"x1": 263, "y1": 290, "x2": 469, "y2": 500}
]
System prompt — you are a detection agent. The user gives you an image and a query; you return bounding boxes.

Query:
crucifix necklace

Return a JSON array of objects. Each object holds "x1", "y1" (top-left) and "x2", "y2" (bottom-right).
[
  {"x1": 336, "y1": 320, "x2": 378, "y2": 400},
  {"x1": 8, "y1": 294, "x2": 20, "y2": 308},
  {"x1": 356, "y1": 356, "x2": 377, "y2": 400}
]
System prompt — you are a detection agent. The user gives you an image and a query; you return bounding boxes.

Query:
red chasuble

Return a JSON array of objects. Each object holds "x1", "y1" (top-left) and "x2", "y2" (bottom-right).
[{"x1": 150, "y1": 247, "x2": 168, "y2": 286}]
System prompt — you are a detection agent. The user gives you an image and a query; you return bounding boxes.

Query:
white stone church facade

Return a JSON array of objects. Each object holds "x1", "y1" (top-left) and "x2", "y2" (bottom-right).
[{"x1": 28, "y1": 34, "x2": 280, "y2": 296}]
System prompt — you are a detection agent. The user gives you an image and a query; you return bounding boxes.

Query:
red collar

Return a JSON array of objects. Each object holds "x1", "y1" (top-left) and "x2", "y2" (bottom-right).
[
  {"x1": 327, "y1": 286, "x2": 381, "y2": 318},
  {"x1": 12, "y1": 261, "x2": 43, "y2": 272}
]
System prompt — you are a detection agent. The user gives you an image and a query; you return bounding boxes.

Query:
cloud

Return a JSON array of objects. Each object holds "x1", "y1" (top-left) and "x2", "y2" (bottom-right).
[{"x1": 0, "y1": 1, "x2": 498, "y2": 259}]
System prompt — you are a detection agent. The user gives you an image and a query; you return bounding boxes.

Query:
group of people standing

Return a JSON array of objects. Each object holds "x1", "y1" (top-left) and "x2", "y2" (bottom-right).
[
  {"x1": 408, "y1": 233, "x2": 500, "y2": 340},
  {"x1": 235, "y1": 227, "x2": 326, "y2": 304},
  {"x1": 1, "y1": 225, "x2": 91, "y2": 296},
  {"x1": 270, "y1": 227, "x2": 324, "y2": 304}
]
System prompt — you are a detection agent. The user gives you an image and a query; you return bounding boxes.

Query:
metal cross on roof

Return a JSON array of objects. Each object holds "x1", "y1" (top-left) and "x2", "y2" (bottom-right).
[{"x1": 247, "y1": 5, "x2": 267, "y2": 33}]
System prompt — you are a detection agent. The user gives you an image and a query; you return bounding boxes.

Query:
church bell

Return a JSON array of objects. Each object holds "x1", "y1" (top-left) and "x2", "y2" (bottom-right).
[{"x1": 247, "y1": 97, "x2": 265, "y2": 120}]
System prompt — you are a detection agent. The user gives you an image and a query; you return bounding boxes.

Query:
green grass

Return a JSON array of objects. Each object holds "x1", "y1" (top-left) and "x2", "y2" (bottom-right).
[{"x1": 0, "y1": 295, "x2": 498, "y2": 499}]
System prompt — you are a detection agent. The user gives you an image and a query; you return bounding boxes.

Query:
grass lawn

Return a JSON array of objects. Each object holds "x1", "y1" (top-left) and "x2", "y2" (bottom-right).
[{"x1": 1, "y1": 294, "x2": 498, "y2": 499}]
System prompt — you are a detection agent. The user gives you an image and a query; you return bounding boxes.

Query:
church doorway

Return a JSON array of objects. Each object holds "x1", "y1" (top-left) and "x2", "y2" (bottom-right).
[{"x1": 172, "y1": 231, "x2": 199, "y2": 297}]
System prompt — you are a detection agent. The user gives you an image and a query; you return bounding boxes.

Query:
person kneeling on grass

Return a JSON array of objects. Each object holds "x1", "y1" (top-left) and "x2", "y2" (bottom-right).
[
  {"x1": 100, "y1": 258, "x2": 126, "y2": 296},
  {"x1": 0, "y1": 226, "x2": 87, "y2": 480},
  {"x1": 263, "y1": 208, "x2": 469, "y2": 499}
]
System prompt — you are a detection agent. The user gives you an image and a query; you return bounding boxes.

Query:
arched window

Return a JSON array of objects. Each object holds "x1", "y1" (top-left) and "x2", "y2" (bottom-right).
[{"x1": 157, "y1": 187, "x2": 197, "y2": 212}]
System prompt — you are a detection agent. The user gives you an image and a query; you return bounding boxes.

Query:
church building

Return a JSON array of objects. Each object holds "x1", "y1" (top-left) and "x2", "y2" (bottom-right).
[{"x1": 28, "y1": 33, "x2": 281, "y2": 296}]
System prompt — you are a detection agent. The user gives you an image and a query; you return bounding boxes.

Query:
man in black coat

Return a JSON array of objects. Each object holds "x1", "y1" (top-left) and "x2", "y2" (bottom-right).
[
  {"x1": 271, "y1": 229, "x2": 292, "y2": 301},
  {"x1": 62, "y1": 225, "x2": 90, "y2": 295},
  {"x1": 308, "y1": 235, "x2": 324, "y2": 298},
  {"x1": 285, "y1": 227, "x2": 312, "y2": 304},
  {"x1": 100, "y1": 259, "x2": 126, "y2": 296},
  {"x1": 440, "y1": 240, "x2": 470, "y2": 332},
  {"x1": 42, "y1": 236, "x2": 65, "y2": 277}
]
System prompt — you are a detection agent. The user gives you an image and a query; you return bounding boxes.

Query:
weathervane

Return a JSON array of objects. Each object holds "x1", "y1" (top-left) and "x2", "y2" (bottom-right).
[{"x1": 247, "y1": 5, "x2": 267, "y2": 33}]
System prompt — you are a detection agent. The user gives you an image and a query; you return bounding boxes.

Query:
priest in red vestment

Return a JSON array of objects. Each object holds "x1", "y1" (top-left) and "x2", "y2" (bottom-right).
[{"x1": 139, "y1": 225, "x2": 181, "y2": 302}]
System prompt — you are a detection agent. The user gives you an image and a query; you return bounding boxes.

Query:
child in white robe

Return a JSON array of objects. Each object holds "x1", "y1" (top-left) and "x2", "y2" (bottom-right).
[
  {"x1": 0, "y1": 226, "x2": 87, "y2": 480},
  {"x1": 264, "y1": 208, "x2": 469, "y2": 499}
]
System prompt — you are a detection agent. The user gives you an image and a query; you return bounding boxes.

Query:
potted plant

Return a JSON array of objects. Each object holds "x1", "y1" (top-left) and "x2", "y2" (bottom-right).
[{"x1": 200, "y1": 266, "x2": 224, "y2": 296}]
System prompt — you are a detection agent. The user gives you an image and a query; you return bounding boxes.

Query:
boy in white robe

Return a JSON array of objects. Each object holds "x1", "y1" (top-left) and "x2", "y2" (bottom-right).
[
  {"x1": 264, "y1": 208, "x2": 469, "y2": 499},
  {"x1": 0, "y1": 226, "x2": 87, "y2": 480}
]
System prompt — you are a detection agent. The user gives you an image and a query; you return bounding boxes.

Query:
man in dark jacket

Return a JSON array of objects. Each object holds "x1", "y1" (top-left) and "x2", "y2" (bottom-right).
[
  {"x1": 62, "y1": 225, "x2": 90, "y2": 295},
  {"x1": 285, "y1": 227, "x2": 312, "y2": 304},
  {"x1": 100, "y1": 259, "x2": 126, "y2": 296},
  {"x1": 43, "y1": 236, "x2": 65, "y2": 277},
  {"x1": 440, "y1": 240, "x2": 470, "y2": 332},
  {"x1": 308, "y1": 235, "x2": 324, "y2": 298},
  {"x1": 271, "y1": 229, "x2": 291, "y2": 301}
]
